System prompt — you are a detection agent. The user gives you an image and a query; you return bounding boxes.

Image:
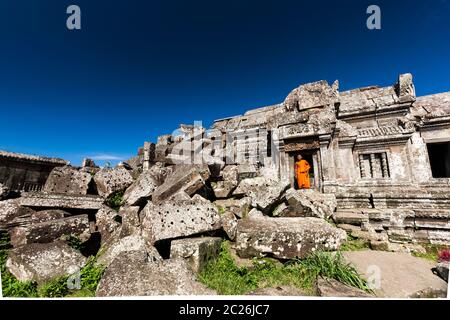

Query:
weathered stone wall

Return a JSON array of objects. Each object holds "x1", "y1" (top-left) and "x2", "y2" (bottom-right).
[{"x1": 0, "y1": 152, "x2": 68, "y2": 192}]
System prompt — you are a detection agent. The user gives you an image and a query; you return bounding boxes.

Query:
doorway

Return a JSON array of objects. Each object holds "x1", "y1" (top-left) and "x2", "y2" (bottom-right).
[
  {"x1": 427, "y1": 142, "x2": 450, "y2": 178},
  {"x1": 289, "y1": 151, "x2": 319, "y2": 190}
]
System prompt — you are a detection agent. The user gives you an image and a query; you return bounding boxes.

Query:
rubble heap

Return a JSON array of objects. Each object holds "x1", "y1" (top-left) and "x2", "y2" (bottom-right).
[{"x1": 1, "y1": 73, "x2": 449, "y2": 297}]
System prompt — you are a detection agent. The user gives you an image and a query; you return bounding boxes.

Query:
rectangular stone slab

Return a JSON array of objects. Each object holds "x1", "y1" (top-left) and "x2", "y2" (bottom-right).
[
  {"x1": 235, "y1": 217, "x2": 347, "y2": 259},
  {"x1": 19, "y1": 192, "x2": 103, "y2": 210},
  {"x1": 10, "y1": 214, "x2": 90, "y2": 247}
]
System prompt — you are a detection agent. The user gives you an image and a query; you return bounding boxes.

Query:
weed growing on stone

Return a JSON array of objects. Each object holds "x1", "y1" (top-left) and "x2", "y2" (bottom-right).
[
  {"x1": 412, "y1": 244, "x2": 450, "y2": 262},
  {"x1": 0, "y1": 231, "x2": 39, "y2": 297},
  {"x1": 106, "y1": 190, "x2": 125, "y2": 211},
  {"x1": 340, "y1": 234, "x2": 370, "y2": 252},
  {"x1": 1, "y1": 231, "x2": 105, "y2": 298},
  {"x1": 199, "y1": 241, "x2": 371, "y2": 295}
]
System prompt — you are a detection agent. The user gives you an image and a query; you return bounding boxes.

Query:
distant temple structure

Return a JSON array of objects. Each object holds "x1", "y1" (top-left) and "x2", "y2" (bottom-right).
[
  {"x1": 142, "y1": 73, "x2": 450, "y2": 244},
  {"x1": 0, "y1": 150, "x2": 68, "y2": 192}
]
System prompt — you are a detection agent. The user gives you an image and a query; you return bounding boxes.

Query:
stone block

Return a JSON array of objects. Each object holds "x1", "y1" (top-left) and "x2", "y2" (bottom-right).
[
  {"x1": 96, "y1": 252, "x2": 216, "y2": 296},
  {"x1": 43, "y1": 166, "x2": 92, "y2": 195},
  {"x1": 235, "y1": 217, "x2": 347, "y2": 259},
  {"x1": 141, "y1": 195, "x2": 222, "y2": 244},
  {"x1": 170, "y1": 237, "x2": 222, "y2": 273},
  {"x1": 94, "y1": 167, "x2": 134, "y2": 198},
  {"x1": 6, "y1": 241, "x2": 87, "y2": 284},
  {"x1": 152, "y1": 164, "x2": 210, "y2": 204},
  {"x1": 10, "y1": 215, "x2": 91, "y2": 247}
]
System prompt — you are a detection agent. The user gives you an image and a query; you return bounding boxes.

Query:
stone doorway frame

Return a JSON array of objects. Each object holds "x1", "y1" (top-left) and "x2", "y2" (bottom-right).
[{"x1": 283, "y1": 138, "x2": 322, "y2": 191}]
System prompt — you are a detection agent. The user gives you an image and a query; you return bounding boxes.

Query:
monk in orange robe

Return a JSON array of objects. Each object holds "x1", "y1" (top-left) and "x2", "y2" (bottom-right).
[{"x1": 295, "y1": 155, "x2": 311, "y2": 189}]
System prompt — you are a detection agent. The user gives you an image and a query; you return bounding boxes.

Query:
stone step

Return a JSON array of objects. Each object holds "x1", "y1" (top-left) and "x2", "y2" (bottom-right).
[{"x1": 332, "y1": 211, "x2": 369, "y2": 225}]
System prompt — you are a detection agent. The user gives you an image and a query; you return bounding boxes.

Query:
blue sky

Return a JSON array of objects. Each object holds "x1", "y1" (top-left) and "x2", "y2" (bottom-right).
[{"x1": 0, "y1": 0, "x2": 449, "y2": 166}]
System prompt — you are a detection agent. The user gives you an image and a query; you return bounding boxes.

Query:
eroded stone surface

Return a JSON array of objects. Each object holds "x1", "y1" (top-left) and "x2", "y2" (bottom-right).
[
  {"x1": 141, "y1": 195, "x2": 222, "y2": 244},
  {"x1": 96, "y1": 205, "x2": 121, "y2": 244},
  {"x1": 96, "y1": 252, "x2": 216, "y2": 296},
  {"x1": 96, "y1": 234, "x2": 161, "y2": 268},
  {"x1": 94, "y1": 167, "x2": 134, "y2": 198},
  {"x1": 152, "y1": 164, "x2": 210, "y2": 204},
  {"x1": 43, "y1": 166, "x2": 92, "y2": 195},
  {"x1": 123, "y1": 170, "x2": 159, "y2": 206},
  {"x1": 220, "y1": 211, "x2": 238, "y2": 240},
  {"x1": 119, "y1": 205, "x2": 141, "y2": 237},
  {"x1": 235, "y1": 217, "x2": 347, "y2": 259},
  {"x1": 316, "y1": 277, "x2": 373, "y2": 298},
  {"x1": 0, "y1": 199, "x2": 35, "y2": 226},
  {"x1": 435, "y1": 262, "x2": 449, "y2": 282},
  {"x1": 233, "y1": 177, "x2": 289, "y2": 213},
  {"x1": 285, "y1": 189, "x2": 337, "y2": 219},
  {"x1": 10, "y1": 215, "x2": 91, "y2": 247},
  {"x1": 19, "y1": 193, "x2": 104, "y2": 210},
  {"x1": 6, "y1": 241, "x2": 86, "y2": 283},
  {"x1": 170, "y1": 237, "x2": 222, "y2": 273}
]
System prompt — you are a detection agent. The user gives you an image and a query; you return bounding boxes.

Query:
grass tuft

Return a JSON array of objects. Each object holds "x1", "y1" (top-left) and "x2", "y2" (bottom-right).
[
  {"x1": 199, "y1": 241, "x2": 371, "y2": 295},
  {"x1": 1, "y1": 230, "x2": 105, "y2": 298}
]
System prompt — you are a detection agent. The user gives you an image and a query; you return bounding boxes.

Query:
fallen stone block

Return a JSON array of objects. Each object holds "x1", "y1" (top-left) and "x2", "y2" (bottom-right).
[
  {"x1": 233, "y1": 177, "x2": 289, "y2": 213},
  {"x1": 6, "y1": 241, "x2": 87, "y2": 284},
  {"x1": 214, "y1": 197, "x2": 251, "y2": 219},
  {"x1": 272, "y1": 202, "x2": 290, "y2": 217},
  {"x1": 285, "y1": 188, "x2": 337, "y2": 219},
  {"x1": 220, "y1": 211, "x2": 238, "y2": 240},
  {"x1": 96, "y1": 251, "x2": 216, "y2": 296},
  {"x1": 10, "y1": 215, "x2": 91, "y2": 247},
  {"x1": 94, "y1": 167, "x2": 134, "y2": 198},
  {"x1": 123, "y1": 170, "x2": 159, "y2": 206},
  {"x1": 0, "y1": 199, "x2": 36, "y2": 227},
  {"x1": 152, "y1": 164, "x2": 210, "y2": 204},
  {"x1": 170, "y1": 237, "x2": 222, "y2": 273},
  {"x1": 19, "y1": 193, "x2": 104, "y2": 210},
  {"x1": 96, "y1": 205, "x2": 121, "y2": 244},
  {"x1": 237, "y1": 164, "x2": 257, "y2": 181},
  {"x1": 222, "y1": 165, "x2": 239, "y2": 183},
  {"x1": 141, "y1": 195, "x2": 222, "y2": 244},
  {"x1": 435, "y1": 262, "x2": 449, "y2": 282},
  {"x1": 119, "y1": 206, "x2": 141, "y2": 238},
  {"x1": 43, "y1": 166, "x2": 92, "y2": 195},
  {"x1": 4, "y1": 209, "x2": 69, "y2": 229},
  {"x1": 96, "y1": 234, "x2": 161, "y2": 268},
  {"x1": 316, "y1": 277, "x2": 372, "y2": 297},
  {"x1": 212, "y1": 181, "x2": 236, "y2": 199},
  {"x1": 235, "y1": 217, "x2": 347, "y2": 259}
]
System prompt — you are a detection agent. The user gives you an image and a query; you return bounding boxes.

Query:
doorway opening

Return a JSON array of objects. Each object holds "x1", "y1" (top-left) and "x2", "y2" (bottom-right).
[
  {"x1": 427, "y1": 142, "x2": 450, "y2": 178},
  {"x1": 290, "y1": 151, "x2": 317, "y2": 190}
]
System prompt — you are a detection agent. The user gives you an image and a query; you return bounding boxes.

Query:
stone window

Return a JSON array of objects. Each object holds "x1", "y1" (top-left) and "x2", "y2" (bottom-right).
[
  {"x1": 359, "y1": 152, "x2": 390, "y2": 178},
  {"x1": 427, "y1": 142, "x2": 450, "y2": 178}
]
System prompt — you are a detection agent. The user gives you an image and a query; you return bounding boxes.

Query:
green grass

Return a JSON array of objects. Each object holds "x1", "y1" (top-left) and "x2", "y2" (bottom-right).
[
  {"x1": 340, "y1": 234, "x2": 370, "y2": 252},
  {"x1": 36, "y1": 257, "x2": 106, "y2": 298},
  {"x1": 1, "y1": 231, "x2": 39, "y2": 297},
  {"x1": 412, "y1": 244, "x2": 450, "y2": 262},
  {"x1": 106, "y1": 191, "x2": 125, "y2": 211},
  {"x1": 1, "y1": 231, "x2": 105, "y2": 298},
  {"x1": 198, "y1": 242, "x2": 371, "y2": 295}
]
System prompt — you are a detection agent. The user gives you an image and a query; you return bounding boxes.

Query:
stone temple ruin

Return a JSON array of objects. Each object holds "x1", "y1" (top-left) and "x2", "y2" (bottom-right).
[{"x1": 0, "y1": 73, "x2": 449, "y2": 297}]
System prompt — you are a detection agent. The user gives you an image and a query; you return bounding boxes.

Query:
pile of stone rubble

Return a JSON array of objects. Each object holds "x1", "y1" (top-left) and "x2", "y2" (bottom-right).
[{"x1": 0, "y1": 157, "x2": 350, "y2": 296}]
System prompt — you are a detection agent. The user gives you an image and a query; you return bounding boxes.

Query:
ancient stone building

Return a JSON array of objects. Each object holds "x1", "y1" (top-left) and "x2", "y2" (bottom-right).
[
  {"x1": 144, "y1": 73, "x2": 450, "y2": 245},
  {"x1": 0, "y1": 150, "x2": 68, "y2": 192}
]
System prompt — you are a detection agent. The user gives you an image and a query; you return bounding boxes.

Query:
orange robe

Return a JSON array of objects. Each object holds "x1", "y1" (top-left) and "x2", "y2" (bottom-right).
[{"x1": 296, "y1": 159, "x2": 311, "y2": 189}]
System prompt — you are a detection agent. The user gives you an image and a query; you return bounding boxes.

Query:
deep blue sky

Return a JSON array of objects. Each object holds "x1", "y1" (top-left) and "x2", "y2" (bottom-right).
[{"x1": 0, "y1": 0, "x2": 449, "y2": 165}]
